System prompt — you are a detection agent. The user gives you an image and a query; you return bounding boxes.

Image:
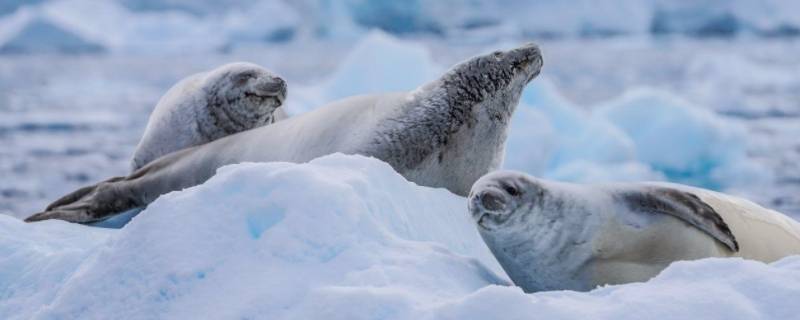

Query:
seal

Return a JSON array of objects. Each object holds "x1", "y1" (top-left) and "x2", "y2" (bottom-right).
[
  {"x1": 25, "y1": 43, "x2": 543, "y2": 224},
  {"x1": 469, "y1": 170, "x2": 800, "y2": 293},
  {"x1": 131, "y1": 62, "x2": 288, "y2": 171}
]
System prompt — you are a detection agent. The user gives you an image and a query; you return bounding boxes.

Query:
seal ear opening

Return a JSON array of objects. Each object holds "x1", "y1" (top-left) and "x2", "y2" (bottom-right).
[{"x1": 618, "y1": 187, "x2": 740, "y2": 252}]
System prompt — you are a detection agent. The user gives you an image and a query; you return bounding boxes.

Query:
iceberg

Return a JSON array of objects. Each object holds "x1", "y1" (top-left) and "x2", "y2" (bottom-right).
[
  {"x1": 597, "y1": 88, "x2": 769, "y2": 189},
  {"x1": 321, "y1": 31, "x2": 441, "y2": 101},
  {"x1": 0, "y1": 10, "x2": 104, "y2": 54},
  {"x1": 1, "y1": 154, "x2": 798, "y2": 319}
]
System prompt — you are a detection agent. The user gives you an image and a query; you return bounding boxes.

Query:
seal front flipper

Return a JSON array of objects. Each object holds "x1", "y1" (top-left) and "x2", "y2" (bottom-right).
[
  {"x1": 617, "y1": 187, "x2": 740, "y2": 252},
  {"x1": 25, "y1": 176, "x2": 143, "y2": 224}
]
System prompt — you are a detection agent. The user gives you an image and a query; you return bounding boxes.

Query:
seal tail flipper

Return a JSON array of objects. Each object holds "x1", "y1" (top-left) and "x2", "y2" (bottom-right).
[{"x1": 25, "y1": 176, "x2": 141, "y2": 224}]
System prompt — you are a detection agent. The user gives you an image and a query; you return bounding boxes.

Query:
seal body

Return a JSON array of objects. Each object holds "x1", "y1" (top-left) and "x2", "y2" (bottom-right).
[
  {"x1": 131, "y1": 62, "x2": 288, "y2": 171},
  {"x1": 468, "y1": 170, "x2": 800, "y2": 292},
  {"x1": 27, "y1": 43, "x2": 543, "y2": 224}
]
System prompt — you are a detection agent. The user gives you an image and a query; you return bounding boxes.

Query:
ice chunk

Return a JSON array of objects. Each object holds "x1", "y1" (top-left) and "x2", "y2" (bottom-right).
[
  {"x1": 322, "y1": 31, "x2": 442, "y2": 100},
  {"x1": 1, "y1": 155, "x2": 798, "y2": 319},
  {"x1": 0, "y1": 14, "x2": 104, "y2": 54},
  {"x1": 596, "y1": 88, "x2": 769, "y2": 189},
  {"x1": 505, "y1": 78, "x2": 637, "y2": 176},
  {"x1": 650, "y1": 6, "x2": 741, "y2": 37},
  {"x1": 345, "y1": 0, "x2": 442, "y2": 35}
]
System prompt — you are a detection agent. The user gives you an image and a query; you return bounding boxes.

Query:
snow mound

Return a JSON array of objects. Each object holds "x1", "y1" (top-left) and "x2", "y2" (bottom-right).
[
  {"x1": 1, "y1": 154, "x2": 503, "y2": 319},
  {"x1": 2, "y1": 154, "x2": 799, "y2": 319},
  {"x1": 432, "y1": 257, "x2": 800, "y2": 319}
]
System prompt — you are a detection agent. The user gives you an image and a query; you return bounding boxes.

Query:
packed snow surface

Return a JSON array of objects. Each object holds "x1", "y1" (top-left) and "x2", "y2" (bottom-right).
[{"x1": 2, "y1": 154, "x2": 799, "y2": 319}]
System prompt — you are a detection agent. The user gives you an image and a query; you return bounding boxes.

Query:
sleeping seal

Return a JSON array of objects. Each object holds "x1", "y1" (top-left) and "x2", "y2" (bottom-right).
[
  {"x1": 131, "y1": 62, "x2": 288, "y2": 171},
  {"x1": 26, "y1": 43, "x2": 543, "y2": 223},
  {"x1": 469, "y1": 170, "x2": 800, "y2": 292}
]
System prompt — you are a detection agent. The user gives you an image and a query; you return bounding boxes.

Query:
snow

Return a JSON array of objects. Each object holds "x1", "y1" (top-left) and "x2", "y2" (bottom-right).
[
  {"x1": 1, "y1": 154, "x2": 799, "y2": 319},
  {"x1": 0, "y1": 0, "x2": 301, "y2": 54}
]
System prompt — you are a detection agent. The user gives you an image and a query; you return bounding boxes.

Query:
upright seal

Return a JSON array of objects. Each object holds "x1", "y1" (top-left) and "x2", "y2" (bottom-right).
[
  {"x1": 469, "y1": 170, "x2": 800, "y2": 292},
  {"x1": 26, "y1": 43, "x2": 543, "y2": 223}
]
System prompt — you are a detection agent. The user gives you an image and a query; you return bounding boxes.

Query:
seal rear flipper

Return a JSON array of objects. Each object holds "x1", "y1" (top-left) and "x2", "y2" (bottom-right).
[
  {"x1": 25, "y1": 176, "x2": 142, "y2": 224},
  {"x1": 618, "y1": 187, "x2": 740, "y2": 252}
]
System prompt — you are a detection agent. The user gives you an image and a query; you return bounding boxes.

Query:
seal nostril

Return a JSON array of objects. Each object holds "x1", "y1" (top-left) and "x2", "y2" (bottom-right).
[
  {"x1": 480, "y1": 191, "x2": 506, "y2": 212},
  {"x1": 275, "y1": 77, "x2": 286, "y2": 91}
]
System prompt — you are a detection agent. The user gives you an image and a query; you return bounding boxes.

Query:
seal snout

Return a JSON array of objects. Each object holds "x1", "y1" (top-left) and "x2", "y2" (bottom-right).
[
  {"x1": 496, "y1": 42, "x2": 543, "y2": 83},
  {"x1": 476, "y1": 188, "x2": 509, "y2": 213},
  {"x1": 255, "y1": 76, "x2": 287, "y2": 96},
  {"x1": 469, "y1": 182, "x2": 515, "y2": 230}
]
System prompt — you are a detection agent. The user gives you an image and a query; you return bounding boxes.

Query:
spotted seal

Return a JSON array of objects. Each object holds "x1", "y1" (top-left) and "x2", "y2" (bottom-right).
[{"x1": 26, "y1": 43, "x2": 543, "y2": 223}]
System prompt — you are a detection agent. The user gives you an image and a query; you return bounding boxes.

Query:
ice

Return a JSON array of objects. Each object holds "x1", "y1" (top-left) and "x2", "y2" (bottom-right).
[
  {"x1": 1, "y1": 154, "x2": 799, "y2": 319},
  {"x1": 1, "y1": 2, "x2": 800, "y2": 318},
  {"x1": 0, "y1": 8, "x2": 104, "y2": 54},
  {"x1": 431, "y1": 256, "x2": 800, "y2": 319},
  {"x1": 504, "y1": 78, "x2": 656, "y2": 183},
  {"x1": 5, "y1": 1, "x2": 800, "y2": 56},
  {"x1": 0, "y1": 216, "x2": 113, "y2": 317},
  {"x1": 1, "y1": 155, "x2": 504, "y2": 319},
  {"x1": 321, "y1": 31, "x2": 441, "y2": 101},
  {"x1": 0, "y1": 0, "x2": 301, "y2": 55},
  {"x1": 503, "y1": 77, "x2": 770, "y2": 189},
  {"x1": 597, "y1": 88, "x2": 769, "y2": 189},
  {"x1": 287, "y1": 31, "x2": 441, "y2": 114}
]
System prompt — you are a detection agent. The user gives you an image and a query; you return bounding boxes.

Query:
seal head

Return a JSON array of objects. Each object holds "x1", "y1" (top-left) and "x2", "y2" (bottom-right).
[
  {"x1": 199, "y1": 62, "x2": 287, "y2": 140},
  {"x1": 371, "y1": 43, "x2": 543, "y2": 195},
  {"x1": 469, "y1": 171, "x2": 598, "y2": 292},
  {"x1": 130, "y1": 62, "x2": 288, "y2": 171}
]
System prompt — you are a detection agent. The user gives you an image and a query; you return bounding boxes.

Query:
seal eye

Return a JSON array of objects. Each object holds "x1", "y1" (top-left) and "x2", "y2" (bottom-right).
[
  {"x1": 503, "y1": 184, "x2": 520, "y2": 197},
  {"x1": 233, "y1": 72, "x2": 256, "y2": 86}
]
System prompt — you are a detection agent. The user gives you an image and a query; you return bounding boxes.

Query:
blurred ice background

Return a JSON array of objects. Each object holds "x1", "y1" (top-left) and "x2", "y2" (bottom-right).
[{"x1": 1, "y1": 0, "x2": 799, "y2": 219}]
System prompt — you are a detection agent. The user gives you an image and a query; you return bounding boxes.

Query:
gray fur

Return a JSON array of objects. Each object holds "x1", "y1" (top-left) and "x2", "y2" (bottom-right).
[
  {"x1": 26, "y1": 43, "x2": 543, "y2": 224},
  {"x1": 131, "y1": 62, "x2": 287, "y2": 171}
]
